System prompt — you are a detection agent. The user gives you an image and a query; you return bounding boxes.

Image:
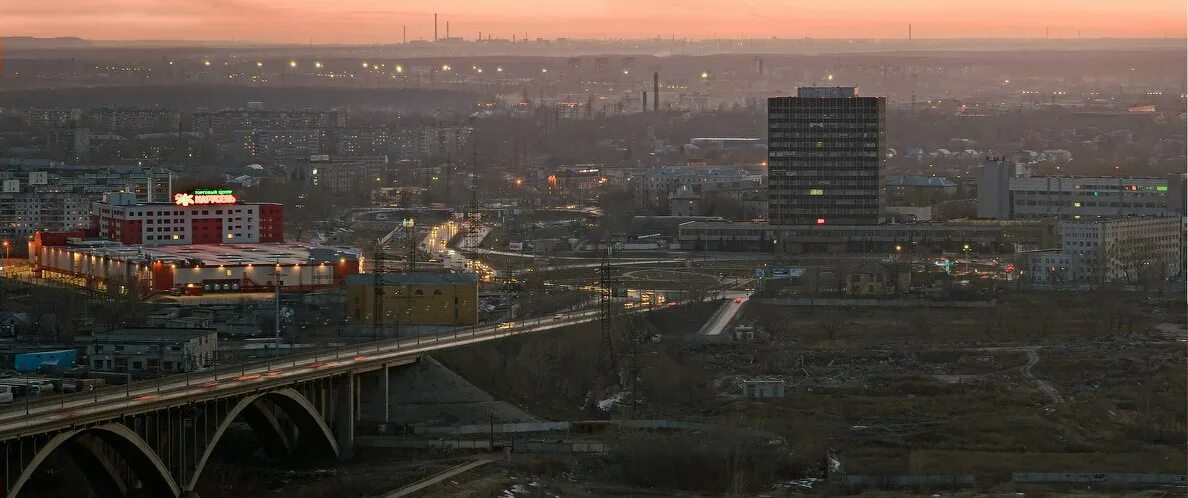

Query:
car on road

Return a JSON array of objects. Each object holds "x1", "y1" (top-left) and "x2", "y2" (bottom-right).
[
  {"x1": 553, "y1": 314, "x2": 564, "y2": 321},
  {"x1": 497, "y1": 322, "x2": 515, "y2": 331},
  {"x1": 734, "y1": 297, "x2": 743, "y2": 304}
]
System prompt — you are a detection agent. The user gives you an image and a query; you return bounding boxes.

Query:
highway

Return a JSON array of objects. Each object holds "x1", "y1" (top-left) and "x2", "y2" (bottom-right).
[{"x1": 0, "y1": 303, "x2": 669, "y2": 439}]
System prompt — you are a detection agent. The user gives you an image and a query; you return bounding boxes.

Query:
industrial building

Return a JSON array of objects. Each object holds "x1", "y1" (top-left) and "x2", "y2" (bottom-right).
[
  {"x1": 977, "y1": 161, "x2": 1180, "y2": 220},
  {"x1": 85, "y1": 328, "x2": 217, "y2": 373},
  {"x1": 768, "y1": 87, "x2": 886, "y2": 225},
  {"x1": 346, "y1": 272, "x2": 479, "y2": 327}
]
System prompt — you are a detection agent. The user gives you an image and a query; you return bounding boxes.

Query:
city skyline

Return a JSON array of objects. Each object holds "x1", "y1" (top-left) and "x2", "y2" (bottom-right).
[{"x1": 2, "y1": 0, "x2": 1186, "y2": 44}]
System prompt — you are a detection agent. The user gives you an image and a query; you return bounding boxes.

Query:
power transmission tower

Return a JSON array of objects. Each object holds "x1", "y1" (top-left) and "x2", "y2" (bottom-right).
[
  {"x1": 599, "y1": 250, "x2": 621, "y2": 385},
  {"x1": 470, "y1": 136, "x2": 479, "y2": 214}
]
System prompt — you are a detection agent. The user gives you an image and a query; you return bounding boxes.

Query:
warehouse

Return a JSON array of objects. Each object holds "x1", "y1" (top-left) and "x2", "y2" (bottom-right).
[{"x1": 29, "y1": 232, "x2": 360, "y2": 294}]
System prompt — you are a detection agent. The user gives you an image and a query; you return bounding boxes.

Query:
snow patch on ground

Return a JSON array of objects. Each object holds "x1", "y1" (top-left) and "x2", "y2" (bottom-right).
[{"x1": 597, "y1": 391, "x2": 630, "y2": 411}]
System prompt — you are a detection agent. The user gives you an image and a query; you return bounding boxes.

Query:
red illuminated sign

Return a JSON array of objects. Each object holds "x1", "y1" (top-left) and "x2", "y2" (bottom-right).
[
  {"x1": 174, "y1": 189, "x2": 237, "y2": 207},
  {"x1": 815, "y1": 218, "x2": 826, "y2": 225}
]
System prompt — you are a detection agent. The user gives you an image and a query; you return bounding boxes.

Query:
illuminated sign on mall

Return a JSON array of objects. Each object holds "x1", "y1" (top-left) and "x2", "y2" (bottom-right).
[{"x1": 174, "y1": 189, "x2": 236, "y2": 207}]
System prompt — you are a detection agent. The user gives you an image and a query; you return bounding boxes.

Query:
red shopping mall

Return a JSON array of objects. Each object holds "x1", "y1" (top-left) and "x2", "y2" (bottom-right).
[{"x1": 27, "y1": 190, "x2": 360, "y2": 294}]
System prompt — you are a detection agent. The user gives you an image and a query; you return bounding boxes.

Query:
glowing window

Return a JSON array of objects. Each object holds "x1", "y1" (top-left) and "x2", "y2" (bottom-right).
[{"x1": 810, "y1": 188, "x2": 824, "y2": 196}]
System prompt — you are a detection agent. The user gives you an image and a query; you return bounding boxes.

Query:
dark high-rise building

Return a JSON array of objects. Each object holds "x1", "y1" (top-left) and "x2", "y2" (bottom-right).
[{"x1": 767, "y1": 87, "x2": 885, "y2": 225}]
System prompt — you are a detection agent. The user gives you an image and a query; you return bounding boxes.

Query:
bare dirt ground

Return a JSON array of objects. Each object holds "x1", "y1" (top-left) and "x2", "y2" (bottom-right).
[{"x1": 429, "y1": 290, "x2": 1186, "y2": 495}]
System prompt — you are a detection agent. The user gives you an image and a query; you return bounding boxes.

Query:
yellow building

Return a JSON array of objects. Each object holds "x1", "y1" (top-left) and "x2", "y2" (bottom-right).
[{"x1": 346, "y1": 272, "x2": 479, "y2": 326}]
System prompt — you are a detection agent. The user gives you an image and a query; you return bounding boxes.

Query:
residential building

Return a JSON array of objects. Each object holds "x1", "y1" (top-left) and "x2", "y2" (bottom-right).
[
  {"x1": 0, "y1": 166, "x2": 172, "y2": 241},
  {"x1": 301, "y1": 155, "x2": 390, "y2": 193},
  {"x1": 22, "y1": 108, "x2": 82, "y2": 129},
  {"x1": 335, "y1": 128, "x2": 395, "y2": 156},
  {"x1": 346, "y1": 272, "x2": 479, "y2": 327},
  {"x1": 768, "y1": 87, "x2": 886, "y2": 225},
  {"x1": 86, "y1": 328, "x2": 217, "y2": 373},
  {"x1": 86, "y1": 108, "x2": 181, "y2": 132},
  {"x1": 233, "y1": 129, "x2": 326, "y2": 162},
  {"x1": 1027, "y1": 217, "x2": 1184, "y2": 284},
  {"x1": 193, "y1": 109, "x2": 347, "y2": 135},
  {"x1": 46, "y1": 128, "x2": 89, "y2": 163}
]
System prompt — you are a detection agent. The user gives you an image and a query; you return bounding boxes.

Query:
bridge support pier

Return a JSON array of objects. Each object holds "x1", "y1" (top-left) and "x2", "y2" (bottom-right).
[
  {"x1": 381, "y1": 364, "x2": 390, "y2": 424},
  {"x1": 333, "y1": 374, "x2": 355, "y2": 457}
]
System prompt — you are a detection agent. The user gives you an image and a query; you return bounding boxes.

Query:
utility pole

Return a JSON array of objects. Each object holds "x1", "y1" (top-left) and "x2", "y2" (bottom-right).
[
  {"x1": 272, "y1": 258, "x2": 282, "y2": 352},
  {"x1": 372, "y1": 241, "x2": 386, "y2": 340},
  {"x1": 404, "y1": 218, "x2": 417, "y2": 272}
]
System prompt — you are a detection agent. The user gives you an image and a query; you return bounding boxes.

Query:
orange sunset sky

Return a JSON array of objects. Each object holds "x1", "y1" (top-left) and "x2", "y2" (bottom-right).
[{"x1": 2, "y1": 0, "x2": 1185, "y2": 43}]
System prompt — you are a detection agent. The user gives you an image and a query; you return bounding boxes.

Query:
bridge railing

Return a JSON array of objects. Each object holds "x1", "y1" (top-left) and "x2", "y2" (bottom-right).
[{"x1": 0, "y1": 304, "x2": 652, "y2": 420}]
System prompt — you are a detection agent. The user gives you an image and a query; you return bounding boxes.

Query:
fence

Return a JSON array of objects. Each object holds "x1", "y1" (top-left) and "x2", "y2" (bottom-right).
[
  {"x1": 412, "y1": 419, "x2": 785, "y2": 442},
  {"x1": 1012, "y1": 472, "x2": 1186, "y2": 485},
  {"x1": 839, "y1": 475, "x2": 976, "y2": 487},
  {"x1": 754, "y1": 297, "x2": 996, "y2": 308},
  {"x1": 356, "y1": 436, "x2": 608, "y2": 454}
]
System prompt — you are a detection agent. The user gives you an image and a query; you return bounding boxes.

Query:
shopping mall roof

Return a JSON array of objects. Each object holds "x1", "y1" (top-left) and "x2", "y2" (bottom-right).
[{"x1": 46, "y1": 242, "x2": 360, "y2": 267}]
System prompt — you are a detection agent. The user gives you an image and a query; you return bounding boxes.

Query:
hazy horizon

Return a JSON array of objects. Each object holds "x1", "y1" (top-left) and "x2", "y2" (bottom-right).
[{"x1": 2, "y1": 0, "x2": 1185, "y2": 44}]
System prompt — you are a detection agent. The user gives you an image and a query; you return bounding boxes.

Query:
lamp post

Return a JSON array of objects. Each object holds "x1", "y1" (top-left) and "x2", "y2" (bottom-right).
[{"x1": 1, "y1": 240, "x2": 9, "y2": 276}]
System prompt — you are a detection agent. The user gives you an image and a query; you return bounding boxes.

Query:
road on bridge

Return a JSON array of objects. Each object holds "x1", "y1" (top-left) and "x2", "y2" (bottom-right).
[{"x1": 0, "y1": 303, "x2": 675, "y2": 438}]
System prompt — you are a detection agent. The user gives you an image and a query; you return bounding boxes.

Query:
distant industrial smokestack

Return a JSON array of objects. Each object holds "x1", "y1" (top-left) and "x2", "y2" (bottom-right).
[
  {"x1": 642, "y1": 91, "x2": 648, "y2": 112},
  {"x1": 434, "y1": 14, "x2": 438, "y2": 42},
  {"x1": 446, "y1": 20, "x2": 450, "y2": 39},
  {"x1": 653, "y1": 72, "x2": 660, "y2": 112}
]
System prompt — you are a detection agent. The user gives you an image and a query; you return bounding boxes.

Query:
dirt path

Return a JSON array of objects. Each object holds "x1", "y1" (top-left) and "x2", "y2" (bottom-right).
[
  {"x1": 1021, "y1": 347, "x2": 1064, "y2": 404},
  {"x1": 975, "y1": 346, "x2": 1064, "y2": 404}
]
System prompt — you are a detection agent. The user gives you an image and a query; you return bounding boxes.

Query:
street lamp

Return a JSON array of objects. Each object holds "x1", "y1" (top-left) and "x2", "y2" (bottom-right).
[{"x1": 1, "y1": 240, "x2": 9, "y2": 275}]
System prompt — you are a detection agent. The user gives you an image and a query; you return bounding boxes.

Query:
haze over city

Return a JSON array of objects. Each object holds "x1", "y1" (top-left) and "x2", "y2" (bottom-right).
[{"x1": 3, "y1": 0, "x2": 1186, "y2": 43}]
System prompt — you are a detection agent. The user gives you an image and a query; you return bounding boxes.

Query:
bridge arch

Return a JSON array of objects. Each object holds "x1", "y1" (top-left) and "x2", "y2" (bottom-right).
[
  {"x1": 9, "y1": 423, "x2": 180, "y2": 498},
  {"x1": 185, "y1": 387, "x2": 339, "y2": 491}
]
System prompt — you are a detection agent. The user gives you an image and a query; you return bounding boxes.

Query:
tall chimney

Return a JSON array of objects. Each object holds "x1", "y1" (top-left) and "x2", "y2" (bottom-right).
[
  {"x1": 642, "y1": 91, "x2": 648, "y2": 112},
  {"x1": 653, "y1": 72, "x2": 660, "y2": 112},
  {"x1": 434, "y1": 14, "x2": 438, "y2": 41},
  {"x1": 446, "y1": 20, "x2": 450, "y2": 39}
]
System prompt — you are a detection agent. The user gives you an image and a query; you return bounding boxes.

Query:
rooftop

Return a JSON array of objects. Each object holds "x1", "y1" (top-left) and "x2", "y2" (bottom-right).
[
  {"x1": 92, "y1": 327, "x2": 216, "y2": 341},
  {"x1": 886, "y1": 175, "x2": 957, "y2": 188},
  {"x1": 347, "y1": 272, "x2": 479, "y2": 286}
]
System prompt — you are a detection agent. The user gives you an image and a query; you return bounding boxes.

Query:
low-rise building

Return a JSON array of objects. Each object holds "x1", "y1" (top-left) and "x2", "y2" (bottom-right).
[
  {"x1": 86, "y1": 328, "x2": 217, "y2": 373},
  {"x1": 346, "y1": 272, "x2": 479, "y2": 327},
  {"x1": 742, "y1": 379, "x2": 785, "y2": 399},
  {"x1": 845, "y1": 261, "x2": 911, "y2": 296},
  {"x1": 977, "y1": 161, "x2": 1175, "y2": 220},
  {"x1": 30, "y1": 233, "x2": 360, "y2": 294}
]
